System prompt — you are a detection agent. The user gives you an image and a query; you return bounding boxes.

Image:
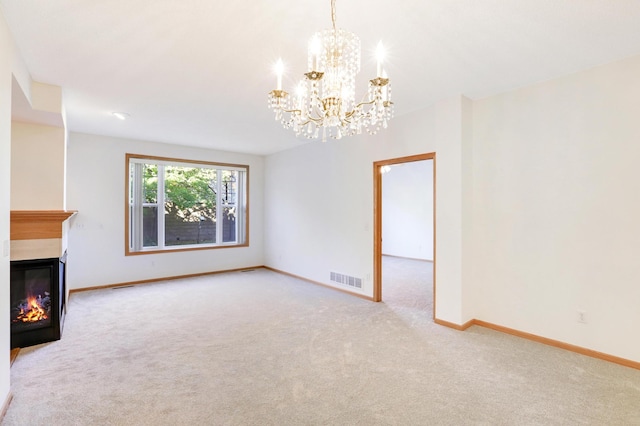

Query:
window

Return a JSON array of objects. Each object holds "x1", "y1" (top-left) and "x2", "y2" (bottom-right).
[{"x1": 126, "y1": 154, "x2": 248, "y2": 255}]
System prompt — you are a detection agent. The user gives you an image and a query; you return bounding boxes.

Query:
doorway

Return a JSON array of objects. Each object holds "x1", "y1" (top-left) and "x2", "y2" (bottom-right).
[{"x1": 373, "y1": 153, "x2": 435, "y2": 320}]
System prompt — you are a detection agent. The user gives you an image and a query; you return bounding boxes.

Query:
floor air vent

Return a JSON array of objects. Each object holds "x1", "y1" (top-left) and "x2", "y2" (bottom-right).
[{"x1": 330, "y1": 272, "x2": 363, "y2": 289}]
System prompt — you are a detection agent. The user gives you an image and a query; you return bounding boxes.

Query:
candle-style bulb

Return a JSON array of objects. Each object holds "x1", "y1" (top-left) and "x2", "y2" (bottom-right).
[
  {"x1": 376, "y1": 41, "x2": 385, "y2": 77},
  {"x1": 275, "y1": 59, "x2": 284, "y2": 90},
  {"x1": 309, "y1": 35, "x2": 321, "y2": 71}
]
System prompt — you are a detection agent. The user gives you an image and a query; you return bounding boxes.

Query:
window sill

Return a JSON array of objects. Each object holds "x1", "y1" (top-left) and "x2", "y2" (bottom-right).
[{"x1": 125, "y1": 242, "x2": 249, "y2": 256}]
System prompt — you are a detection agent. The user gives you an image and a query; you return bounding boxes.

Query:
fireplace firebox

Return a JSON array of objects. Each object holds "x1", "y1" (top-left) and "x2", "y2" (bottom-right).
[{"x1": 10, "y1": 252, "x2": 67, "y2": 349}]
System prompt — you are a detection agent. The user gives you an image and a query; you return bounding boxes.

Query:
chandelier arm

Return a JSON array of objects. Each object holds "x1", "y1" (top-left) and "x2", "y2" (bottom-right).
[
  {"x1": 298, "y1": 116, "x2": 325, "y2": 127},
  {"x1": 307, "y1": 116, "x2": 325, "y2": 125},
  {"x1": 351, "y1": 98, "x2": 377, "y2": 112},
  {"x1": 348, "y1": 92, "x2": 394, "y2": 116},
  {"x1": 343, "y1": 109, "x2": 359, "y2": 120},
  {"x1": 279, "y1": 107, "x2": 302, "y2": 115},
  {"x1": 277, "y1": 107, "x2": 326, "y2": 126},
  {"x1": 305, "y1": 105, "x2": 328, "y2": 122},
  {"x1": 301, "y1": 111, "x2": 327, "y2": 125}
]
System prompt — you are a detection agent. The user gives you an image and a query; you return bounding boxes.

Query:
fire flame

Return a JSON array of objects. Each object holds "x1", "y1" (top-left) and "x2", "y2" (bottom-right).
[{"x1": 17, "y1": 297, "x2": 48, "y2": 323}]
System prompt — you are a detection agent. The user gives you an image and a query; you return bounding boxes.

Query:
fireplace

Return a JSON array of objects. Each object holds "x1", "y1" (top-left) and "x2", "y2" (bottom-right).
[{"x1": 10, "y1": 252, "x2": 66, "y2": 349}]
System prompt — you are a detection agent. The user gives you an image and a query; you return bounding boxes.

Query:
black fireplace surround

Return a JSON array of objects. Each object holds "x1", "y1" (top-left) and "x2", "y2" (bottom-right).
[{"x1": 10, "y1": 252, "x2": 67, "y2": 349}]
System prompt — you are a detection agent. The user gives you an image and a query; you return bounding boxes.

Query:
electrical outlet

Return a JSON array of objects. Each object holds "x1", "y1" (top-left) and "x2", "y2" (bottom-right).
[{"x1": 577, "y1": 310, "x2": 587, "y2": 324}]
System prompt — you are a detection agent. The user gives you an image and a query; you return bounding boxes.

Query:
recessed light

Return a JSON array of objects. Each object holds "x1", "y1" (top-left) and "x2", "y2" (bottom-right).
[{"x1": 112, "y1": 112, "x2": 130, "y2": 120}]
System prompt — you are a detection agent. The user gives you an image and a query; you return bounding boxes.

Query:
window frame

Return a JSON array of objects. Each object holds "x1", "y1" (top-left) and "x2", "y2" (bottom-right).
[{"x1": 125, "y1": 153, "x2": 249, "y2": 256}]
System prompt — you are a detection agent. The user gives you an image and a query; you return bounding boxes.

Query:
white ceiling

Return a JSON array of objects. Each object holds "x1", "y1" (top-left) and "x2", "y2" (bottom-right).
[{"x1": 3, "y1": 0, "x2": 640, "y2": 156}]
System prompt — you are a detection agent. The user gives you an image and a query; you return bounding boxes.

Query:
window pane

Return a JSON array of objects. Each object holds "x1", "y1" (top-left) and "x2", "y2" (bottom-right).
[
  {"x1": 142, "y1": 206, "x2": 158, "y2": 247},
  {"x1": 164, "y1": 165, "x2": 217, "y2": 246},
  {"x1": 221, "y1": 171, "x2": 237, "y2": 243},
  {"x1": 221, "y1": 170, "x2": 237, "y2": 204},
  {"x1": 129, "y1": 165, "x2": 135, "y2": 205},
  {"x1": 222, "y1": 206, "x2": 236, "y2": 243},
  {"x1": 211, "y1": 171, "x2": 218, "y2": 223},
  {"x1": 143, "y1": 164, "x2": 158, "y2": 203},
  {"x1": 165, "y1": 214, "x2": 215, "y2": 246}
]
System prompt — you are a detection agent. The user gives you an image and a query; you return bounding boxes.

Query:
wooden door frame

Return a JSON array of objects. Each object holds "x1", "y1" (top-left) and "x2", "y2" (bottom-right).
[{"x1": 373, "y1": 153, "x2": 436, "y2": 319}]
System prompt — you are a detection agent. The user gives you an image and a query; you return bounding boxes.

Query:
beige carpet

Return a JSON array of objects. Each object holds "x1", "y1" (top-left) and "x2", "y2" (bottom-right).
[
  {"x1": 3, "y1": 263, "x2": 640, "y2": 425},
  {"x1": 381, "y1": 255, "x2": 434, "y2": 327}
]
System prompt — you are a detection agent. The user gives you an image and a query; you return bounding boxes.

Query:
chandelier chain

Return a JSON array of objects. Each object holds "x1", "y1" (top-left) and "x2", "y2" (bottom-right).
[{"x1": 331, "y1": 0, "x2": 336, "y2": 31}]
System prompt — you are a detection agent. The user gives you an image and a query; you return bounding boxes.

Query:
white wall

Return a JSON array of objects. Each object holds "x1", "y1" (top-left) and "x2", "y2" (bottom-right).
[
  {"x1": 0, "y1": 8, "x2": 33, "y2": 413},
  {"x1": 381, "y1": 160, "x2": 433, "y2": 261},
  {"x1": 472, "y1": 54, "x2": 640, "y2": 362},
  {"x1": 11, "y1": 122, "x2": 65, "y2": 210},
  {"x1": 0, "y1": 12, "x2": 12, "y2": 411},
  {"x1": 264, "y1": 96, "x2": 471, "y2": 325},
  {"x1": 461, "y1": 97, "x2": 475, "y2": 322},
  {"x1": 65, "y1": 132, "x2": 265, "y2": 290}
]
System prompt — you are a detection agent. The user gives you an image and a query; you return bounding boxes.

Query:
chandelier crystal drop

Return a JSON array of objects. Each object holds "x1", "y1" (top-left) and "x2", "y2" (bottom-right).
[{"x1": 268, "y1": 0, "x2": 393, "y2": 142}]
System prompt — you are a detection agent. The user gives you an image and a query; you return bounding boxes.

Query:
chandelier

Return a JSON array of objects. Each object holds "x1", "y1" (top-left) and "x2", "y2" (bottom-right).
[{"x1": 268, "y1": 0, "x2": 393, "y2": 142}]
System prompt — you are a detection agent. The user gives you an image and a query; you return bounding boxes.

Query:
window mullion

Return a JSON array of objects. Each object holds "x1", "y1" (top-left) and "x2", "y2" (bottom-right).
[
  {"x1": 132, "y1": 163, "x2": 144, "y2": 251},
  {"x1": 157, "y1": 164, "x2": 166, "y2": 249},
  {"x1": 215, "y1": 169, "x2": 222, "y2": 244},
  {"x1": 233, "y1": 172, "x2": 241, "y2": 244}
]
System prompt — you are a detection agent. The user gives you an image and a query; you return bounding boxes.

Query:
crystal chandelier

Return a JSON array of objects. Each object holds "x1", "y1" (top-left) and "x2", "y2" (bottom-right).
[{"x1": 268, "y1": 0, "x2": 393, "y2": 142}]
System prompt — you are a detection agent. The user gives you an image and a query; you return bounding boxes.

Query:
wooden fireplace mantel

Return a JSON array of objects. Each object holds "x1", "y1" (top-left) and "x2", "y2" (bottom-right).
[{"x1": 10, "y1": 210, "x2": 77, "y2": 241}]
